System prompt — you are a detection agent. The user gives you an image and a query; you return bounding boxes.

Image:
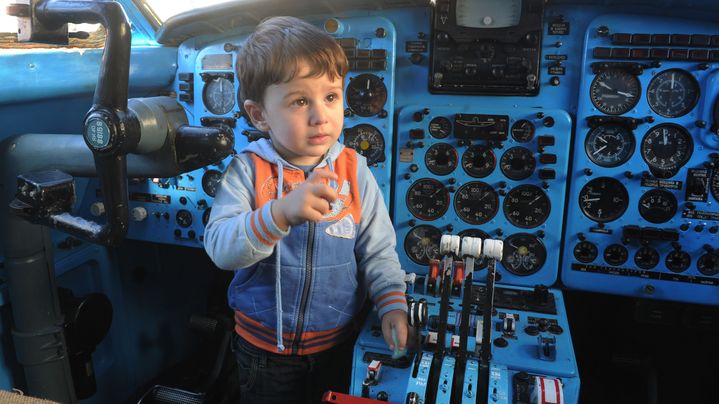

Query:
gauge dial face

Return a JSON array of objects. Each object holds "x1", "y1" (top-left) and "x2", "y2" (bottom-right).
[
  {"x1": 457, "y1": 228, "x2": 490, "y2": 270},
  {"x1": 634, "y1": 246, "x2": 659, "y2": 270},
  {"x1": 502, "y1": 233, "x2": 546, "y2": 276},
  {"x1": 590, "y1": 69, "x2": 640, "y2": 115},
  {"x1": 176, "y1": 209, "x2": 193, "y2": 228},
  {"x1": 503, "y1": 184, "x2": 551, "y2": 228},
  {"x1": 500, "y1": 146, "x2": 536, "y2": 180},
  {"x1": 346, "y1": 74, "x2": 387, "y2": 117},
  {"x1": 202, "y1": 169, "x2": 223, "y2": 197},
  {"x1": 584, "y1": 124, "x2": 635, "y2": 167},
  {"x1": 406, "y1": 178, "x2": 450, "y2": 220},
  {"x1": 343, "y1": 124, "x2": 386, "y2": 165},
  {"x1": 578, "y1": 177, "x2": 629, "y2": 222},
  {"x1": 429, "y1": 117, "x2": 452, "y2": 139},
  {"x1": 202, "y1": 208, "x2": 212, "y2": 227},
  {"x1": 203, "y1": 76, "x2": 235, "y2": 115},
  {"x1": 640, "y1": 124, "x2": 693, "y2": 177},
  {"x1": 404, "y1": 225, "x2": 442, "y2": 265},
  {"x1": 710, "y1": 170, "x2": 719, "y2": 202},
  {"x1": 573, "y1": 241, "x2": 598, "y2": 263},
  {"x1": 511, "y1": 119, "x2": 536, "y2": 143},
  {"x1": 462, "y1": 145, "x2": 496, "y2": 178},
  {"x1": 697, "y1": 253, "x2": 719, "y2": 276},
  {"x1": 425, "y1": 143, "x2": 458, "y2": 175},
  {"x1": 665, "y1": 250, "x2": 691, "y2": 273},
  {"x1": 604, "y1": 243, "x2": 628, "y2": 266},
  {"x1": 456, "y1": 0, "x2": 522, "y2": 29},
  {"x1": 638, "y1": 189, "x2": 677, "y2": 224},
  {"x1": 647, "y1": 69, "x2": 699, "y2": 118},
  {"x1": 454, "y1": 181, "x2": 499, "y2": 224}
]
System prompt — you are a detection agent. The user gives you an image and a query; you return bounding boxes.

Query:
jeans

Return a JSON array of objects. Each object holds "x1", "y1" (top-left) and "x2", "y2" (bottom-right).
[{"x1": 231, "y1": 333, "x2": 354, "y2": 404}]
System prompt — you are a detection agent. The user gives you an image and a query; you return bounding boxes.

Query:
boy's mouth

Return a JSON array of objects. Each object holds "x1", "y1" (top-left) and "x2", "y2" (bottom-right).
[{"x1": 308, "y1": 134, "x2": 330, "y2": 144}]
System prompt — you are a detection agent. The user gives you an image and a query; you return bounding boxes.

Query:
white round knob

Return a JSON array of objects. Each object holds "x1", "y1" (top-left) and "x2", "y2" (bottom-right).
[
  {"x1": 131, "y1": 207, "x2": 148, "y2": 222},
  {"x1": 90, "y1": 202, "x2": 105, "y2": 217}
]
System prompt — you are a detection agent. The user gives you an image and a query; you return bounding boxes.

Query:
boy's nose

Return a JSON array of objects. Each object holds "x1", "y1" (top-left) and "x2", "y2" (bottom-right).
[{"x1": 310, "y1": 105, "x2": 330, "y2": 126}]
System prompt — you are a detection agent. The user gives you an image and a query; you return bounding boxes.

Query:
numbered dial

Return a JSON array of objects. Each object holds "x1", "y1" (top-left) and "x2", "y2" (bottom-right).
[
  {"x1": 343, "y1": 124, "x2": 385, "y2": 165},
  {"x1": 634, "y1": 246, "x2": 660, "y2": 270},
  {"x1": 503, "y1": 185, "x2": 550, "y2": 228},
  {"x1": 457, "y1": 229, "x2": 490, "y2": 270},
  {"x1": 500, "y1": 147, "x2": 536, "y2": 180},
  {"x1": 202, "y1": 208, "x2": 212, "y2": 227},
  {"x1": 697, "y1": 253, "x2": 719, "y2": 276},
  {"x1": 346, "y1": 74, "x2": 387, "y2": 117},
  {"x1": 573, "y1": 241, "x2": 598, "y2": 263},
  {"x1": 604, "y1": 244, "x2": 628, "y2": 266},
  {"x1": 176, "y1": 209, "x2": 193, "y2": 228},
  {"x1": 647, "y1": 69, "x2": 699, "y2": 118},
  {"x1": 665, "y1": 250, "x2": 691, "y2": 273},
  {"x1": 640, "y1": 124, "x2": 693, "y2": 177},
  {"x1": 579, "y1": 177, "x2": 629, "y2": 222},
  {"x1": 462, "y1": 145, "x2": 496, "y2": 178},
  {"x1": 590, "y1": 68, "x2": 640, "y2": 115},
  {"x1": 425, "y1": 143, "x2": 458, "y2": 176},
  {"x1": 202, "y1": 169, "x2": 223, "y2": 197},
  {"x1": 429, "y1": 116, "x2": 452, "y2": 139},
  {"x1": 502, "y1": 233, "x2": 547, "y2": 276},
  {"x1": 511, "y1": 119, "x2": 535, "y2": 143},
  {"x1": 584, "y1": 124, "x2": 635, "y2": 167},
  {"x1": 406, "y1": 178, "x2": 450, "y2": 220},
  {"x1": 404, "y1": 225, "x2": 442, "y2": 265},
  {"x1": 203, "y1": 76, "x2": 235, "y2": 115},
  {"x1": 638, "y1": 189, "x2": 677, "y2": 224},
  {"x1": 454, "y1": 181, "x2": 499, "y2": 224}
]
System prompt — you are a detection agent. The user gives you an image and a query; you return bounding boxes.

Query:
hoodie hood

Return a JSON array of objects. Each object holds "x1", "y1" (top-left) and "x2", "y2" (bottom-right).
[{"x1": 242, "y1": 138, "x2": 346, "y2": 169}]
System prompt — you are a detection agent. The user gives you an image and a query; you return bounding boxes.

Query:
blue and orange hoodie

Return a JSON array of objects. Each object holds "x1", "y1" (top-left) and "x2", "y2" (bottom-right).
[{"x1": 203, "y1": 139, "x2": 407, "y2": 355}]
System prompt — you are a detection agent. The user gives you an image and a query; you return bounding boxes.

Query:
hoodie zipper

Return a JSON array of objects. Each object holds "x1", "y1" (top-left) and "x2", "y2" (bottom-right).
[{"x1": 293, "y1": 186, "x2": 315, "y2": 354}]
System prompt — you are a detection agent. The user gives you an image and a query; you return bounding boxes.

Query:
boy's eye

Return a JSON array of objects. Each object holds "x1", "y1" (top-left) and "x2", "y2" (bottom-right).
[
  {"x1": 327, "y1": 93, "x2": 339, "y2": 102},
  {"x1": 293, "y1": 98, "x2": 308, "y2": 106}
]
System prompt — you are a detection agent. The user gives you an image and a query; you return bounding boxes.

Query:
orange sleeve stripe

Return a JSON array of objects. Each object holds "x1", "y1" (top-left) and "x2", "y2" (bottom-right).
[
  {"x1": 249, "y1": 210, "x2": 273, "y2": 246},
  {"x1": 257, "y1": 207, "x2": 280, "y2": 241},
  {"x1": 378, "y1": 298, "x2": 407, "y2": 310},
  {"x1": 375, "y1": 291, "x2": 405, "y2": 302}
]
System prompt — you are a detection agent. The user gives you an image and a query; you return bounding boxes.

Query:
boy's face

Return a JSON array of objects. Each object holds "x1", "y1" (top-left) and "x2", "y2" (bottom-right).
[{"x1": 245, "y1": 61, "x2": 345, "y2": 166}]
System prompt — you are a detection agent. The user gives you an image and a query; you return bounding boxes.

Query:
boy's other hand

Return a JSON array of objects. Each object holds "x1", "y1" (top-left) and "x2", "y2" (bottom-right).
[
  {"x1": 381, "y1": 309, "x2": 409, "y2": 353},
  {"x1": 271, "y1": 170, "x2": 339, "y2": 230}
]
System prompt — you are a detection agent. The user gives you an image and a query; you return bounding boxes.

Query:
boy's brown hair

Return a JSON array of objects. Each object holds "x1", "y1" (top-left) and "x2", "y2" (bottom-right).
[{"x1": 237, "y1": 16, "x2": 349, "y2": 106}]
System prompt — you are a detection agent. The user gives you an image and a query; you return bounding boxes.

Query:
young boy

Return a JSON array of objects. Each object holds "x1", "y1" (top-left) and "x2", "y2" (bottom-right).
[{"x1": 203, "y1": 16, "x2": 409, "y2": 403}]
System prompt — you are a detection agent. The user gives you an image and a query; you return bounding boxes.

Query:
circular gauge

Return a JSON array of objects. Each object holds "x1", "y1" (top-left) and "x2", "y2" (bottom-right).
[
  {"x1": 638, "y1": 189, "x2": 677, "y2": 223},
  {"x1": 343, "y1": 124, "x2": 385, "y2": 165},
  {"x1": 406, "y1": 178, "x2": 450, "y2": 220},
  {"x1": 573, "y1": 241, "x2": 598, "y2": 263},
  {"x1": 511, "y1": 120, "x2": 535, "y2": 143},
  {"x1": 589, "y1": 68, "x2": 640, "y2": 115},
  {"x1": 425, "y1": 143, "x2": 458, "y2": 175},
  {"x1": 710, "y1": 171, "x2": 719, "y2": 202},
  {"x1": 457, "y1": 228, "x2": 490, "y2": 270},
  {"x1": 647, "y1": 69, "x2": 699, "y2": 118},
  {"x1": 604, "y1": 243, "x2": 628, "y2": 266},
  {"x1": 202, "y1": 208, "x2": 212, "y2": 227},
  {"x1": 697, "y1": 253, "x2": 719, "y2": 276},
  {"x1": 202, "y1": 169, "x2": 223, "y2": 197},
  {"x1": 203, "y1": 76, "x2": 235, "y2": 115},
  {"x1": 503, "y1": 185, "x2": 551, "y2": 228},
  {"x1": 584, "y1": 124, "x2": 636, "y2": 167},
  {"x1": 578, "y1": 177, "x2": 629, "y2": 222},
  {"x1": 640, "y1": 124, "x2": 693, "y2": 177},
  {"x1": 502, "y1": 233, "x2": 546, "y2": 276},
  {"x1": 346, "y1": 73, "x2": 387, "y2": 117},
  {"x1": 634, "y1": 246, "x2": 659, "y2": 270},
  {"x1": 176, "y1": 209, "x2": 193, "y2": 228},
  {"x1": 454, "y1": 181, "x2": 499, "y2": 224},
  {"x1": 665, "y1": 250, "x2": 691, "y2": 273},
  {"x1": 500, "y1": 147, "x2": 536, "y2": 180},
  {"x1": 429, "y1": 117, "x2": 452, "y2": 139},
  {"x1": 404, "y1": 225, "x2": 442, "y2": 265},
  {"x1": 462, "y1": 145, "x2": 496, "y2": 178}
]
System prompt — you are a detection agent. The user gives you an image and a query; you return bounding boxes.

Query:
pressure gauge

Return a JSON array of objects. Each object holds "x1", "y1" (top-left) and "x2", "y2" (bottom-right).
[
  {"x1": 589, "y1": 69, "x2": 640, "y2": 115},
  {"x1": 640, "y1": 124, "x2": 693, "y2": 177},
  {"x1": 454, "y1": 181, "x2": 499, "y2": 224},
  {"x1": 203, "y1": 76, "x2": 235, "y2": 115},
  {"x1": 511, "y1": 119, "x2": 535, "y2": 143},
  {"x1": 428, "y1": 116, "x2": 452, "y2": 139},
  {"x1": 634, "y1": 246, "x2": 659, "y2": 270},
  {"x1": 647, "y1": 69, "x2": 699, "y2": 118},
  {"x1": 346, "y1": 74, "x2": 387, "y2": 117},
  {"x1": 578, "y1": 177, "x2": 629, "y2": 223},
  {"x1": 404, "y1": 225, "x2": 442, "y2": 265},
  {"x1": 638, "y1": 189, "x2": 677, "y2": 224},
  {"x1": 604, "y1": 244, "x2": 628, "y2": 266},
  {"x1": 343, "y1": 124, "x2": 386, "y2": 165},
  {"x1": 462, "y1": 145, "x2": 496, "y2": 178},
  {"x1": 406, "y1": 178, "x2": 450, "y2": 220},
  {"x1": 584, "y1": 124, "x2": 635, "y2": 168},
  {"x1": 503, "y1": 184, "x2": 550, "y2": 228},
  {"x1": 665, "y1": 250, "x2": 691, "y2": 273},
  {"x1": 500, "y1": 147, "x2": 536, "y2": 180},
  {"x1": 202, "y1": 169, "x2": 223, "y2": 197},
  {"x1": 425, "y1": 143, "x2": 458, "y2": 176},
  {"x1": 501, "y1": 233, "x2": 546, "y2": 276}
]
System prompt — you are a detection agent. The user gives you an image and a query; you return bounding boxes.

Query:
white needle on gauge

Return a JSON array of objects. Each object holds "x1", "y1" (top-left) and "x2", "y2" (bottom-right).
[
  {"x1": 583, "y1": 197, "x2": 600, "y2": 202},
  {"x1": 598, "y1": 136, "x2": 608, "y2": 143},
  {"x1": 617, "y1": 91, "x2": 634, "y2": 97},
  {"x1": 593, "y1": 145, "x2": 607, "y2": 155},
  {"x1": 528, "y1": 195, "x2": 541, "y2": 205},
  {"x1": 599, "y1": 81, "x2": 613, "y2": 90},
  {"x1": 671, "y1": 73, "x2": 675, "y2": 90}
]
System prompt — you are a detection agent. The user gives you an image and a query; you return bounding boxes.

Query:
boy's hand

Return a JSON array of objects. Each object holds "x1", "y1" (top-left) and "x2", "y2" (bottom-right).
[
  {"x1": 381, "y1": 309, "x2": 409, "y2": 353},
  {"x1": 271, "y1": 170, "x2": 338, "y2": 230}
]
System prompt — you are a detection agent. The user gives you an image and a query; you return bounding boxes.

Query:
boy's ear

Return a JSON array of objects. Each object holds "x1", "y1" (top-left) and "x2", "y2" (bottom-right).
[{"x1": 244, "y1": 100, "x2": 270, "y2": 132}]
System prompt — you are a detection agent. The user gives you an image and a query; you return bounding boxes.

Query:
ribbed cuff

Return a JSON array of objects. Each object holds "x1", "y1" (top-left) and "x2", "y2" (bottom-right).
[
  {"x1": 374, "y1": 288, "x2": 408, "y2": 319},
  {"x1": 244, "y1": 203, "x2": 289, "y2": 249}
]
